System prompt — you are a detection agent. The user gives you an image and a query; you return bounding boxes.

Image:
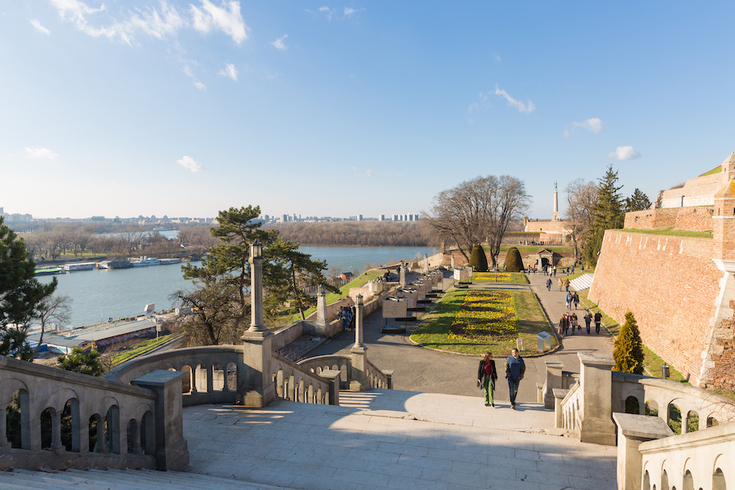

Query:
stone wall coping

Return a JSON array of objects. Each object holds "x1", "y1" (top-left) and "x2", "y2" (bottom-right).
[
  {"x1": 1, "y1": 355, "x2": 155, "y2": 400},
  {"x1": 639, "y1": 420, "x2": 735, "y2": 453},
  {"x1": 553, "y1": 388, "x2": 570, "y2": 399},
  {"x1": 578, "y1": 352, "x2": 615, "y2": 367},
  {"x1": 133, "y1": 369, "x2": 186, "y2": 387},
  {"x1": 612, "y1": 412, "x2": 672, "y2": 440},
  {"x1": 612, "y1": 371, "x2": 735, "y2": 406}
]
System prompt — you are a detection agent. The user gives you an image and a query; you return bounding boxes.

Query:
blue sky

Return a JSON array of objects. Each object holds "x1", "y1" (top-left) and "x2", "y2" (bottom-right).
[{"x1": 2, "y1": 1, "x2": 734, "y2": 220}]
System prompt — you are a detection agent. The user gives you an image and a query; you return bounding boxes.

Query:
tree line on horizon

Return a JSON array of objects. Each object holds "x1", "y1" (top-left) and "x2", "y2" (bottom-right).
[{"x1": 267, "y1": 221, "x2": 429, "y2": 247}]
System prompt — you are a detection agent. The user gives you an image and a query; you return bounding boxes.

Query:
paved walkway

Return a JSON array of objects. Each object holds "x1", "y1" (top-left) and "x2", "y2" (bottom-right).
[
  {"x1": 183, "y1": 390, "x2": 617, "y2": 490},
  {"x1": 308, "y1": 270, "x2": 614, "y2": 403}
]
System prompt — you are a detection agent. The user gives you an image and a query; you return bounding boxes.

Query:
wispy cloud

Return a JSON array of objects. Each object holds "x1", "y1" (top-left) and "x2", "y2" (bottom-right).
[
  {"x1": 191, "y1": 0, "x2": 249, "y2": 44},
  {"x1": 306, "y1": 5, "x2": 361, "y2": 20},
  {"x1": 609, "y1": 146, "x2": 641, "y2": 161},
  {"x1": 564, "y1": 117, "x2": 603, "y2": 138},
  {"x1": 218, "y1": 63, "x2": 238, "y2": 80},
  {"x1": 344, "y1": 7, "x2": 364, "y2": 17},
  {"x1": 468, "y1": 91, "x2": 491, "y2": 113},
  {"x1": 194, "y1": 81, "x2": 207, "y2": 91},
  {"x1": 178, "y1": 155, "x2": 204, "y2": 172},
  {"x1": 270, "y1": 34, "x2": 287, "y2": 50},
  {"x1": 25, "y1": 147, "x2": 58, "y2": 159},
  {"x1": 493, "y1": 84, "x2": 535, "y2": 113},
  {"x1": 318, "y1": 6, "x2": 334, "y2": 20},
  {"x1": 30, "y1": 18, "x2": 51, "y2": 35}
]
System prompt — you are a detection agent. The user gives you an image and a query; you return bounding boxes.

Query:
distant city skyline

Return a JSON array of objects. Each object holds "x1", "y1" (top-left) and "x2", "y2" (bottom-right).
[{"x1": 2, "y1": 2, "x2": 734, "y2": 220}]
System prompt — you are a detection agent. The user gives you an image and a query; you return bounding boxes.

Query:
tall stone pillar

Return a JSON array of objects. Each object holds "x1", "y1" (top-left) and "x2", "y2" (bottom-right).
[
  {"x1": 450, "y1": 253, "x2": 455, "y2": 270},
  {"x1": 350, "y1": 295, "x2": 368, "y2": 391},
  {"x1": 542, "y1": 361, "x2": 564, "y2": 409},
  {"x1": 240, "y1": 241, "x2": 276, "y2": 408},
  {"x1": 399, "y1": 262, "x2": 406, "y2": 287},
  {"x1": 315, "y1": 285, "x2": 328, "y2": 328},
  {"x1": 424, "y1": 254, "x2": 429, "y2": 273},
  {"x1": 551, "y1": 182, "x2": 560, "y2": 222},
  {"x1": 578, "y1": 353, "x2": 616, "y2": 445}
]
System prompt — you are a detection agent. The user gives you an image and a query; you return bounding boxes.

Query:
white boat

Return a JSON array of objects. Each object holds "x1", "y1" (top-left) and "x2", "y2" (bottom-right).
[
  {"x1": 158, "y1": 258, "x2": 181, "y2": 265},
  {"x1": 63, "y1": 262, "x2": 96, "y2": 272},
  {"x1": 131, "y1": 256, "x2": 161, "y2": 267}
]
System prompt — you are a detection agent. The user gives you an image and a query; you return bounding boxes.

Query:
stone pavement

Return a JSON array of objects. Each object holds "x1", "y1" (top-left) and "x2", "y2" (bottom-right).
[
  {"x1": 308, "y1": 270, "x2": 614, "y2": 403},
  {"x1": 183, "y1": 390, "x2": 617, "y2": 490}
]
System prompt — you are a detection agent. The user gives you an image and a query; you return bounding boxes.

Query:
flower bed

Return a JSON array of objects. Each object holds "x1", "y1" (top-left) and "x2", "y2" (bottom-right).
[
  {"x1": 449, "y1": 290, "x2": 518, "y2": 341},
  {"x1": 471, "y1": 272, "x2": 528, "y2": 284}
]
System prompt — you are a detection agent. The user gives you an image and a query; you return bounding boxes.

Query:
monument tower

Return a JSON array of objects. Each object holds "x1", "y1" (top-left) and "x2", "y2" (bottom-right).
[{"x1": 551, "y1": 182, "x2": 560, "y2": 221}]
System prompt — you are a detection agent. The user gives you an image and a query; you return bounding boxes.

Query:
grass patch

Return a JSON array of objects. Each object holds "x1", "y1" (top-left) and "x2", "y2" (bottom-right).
[
  {"x1": 700, "y1": 166, "x2": 722, "y2": 177},
  {"x1": 470, "y1": 272, "x2": 528, "y2": 284},
  {"x1": 714, "y1": 390, "x2": 735, "y2": 403},
  {"x1": 624, "y1": 227, "x2": 713, "y2": 238},
  {"x1": 282, "y1": 270, "x2": 384, "y2": 323},
  {"x1": 410, "y1": 288, "x2": 556, "y2": 356},
  {"x1": 111, "y1": 333, "x2": 181, "y2": 366}
]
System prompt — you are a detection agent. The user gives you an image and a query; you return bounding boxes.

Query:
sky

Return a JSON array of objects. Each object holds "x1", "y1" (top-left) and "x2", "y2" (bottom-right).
[{"x1": 2, "y1": 1, "x2": 735, "y2": 221}]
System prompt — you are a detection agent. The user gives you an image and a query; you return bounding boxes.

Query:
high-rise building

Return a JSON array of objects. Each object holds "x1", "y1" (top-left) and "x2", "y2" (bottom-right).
[
  {"x1": 380, "y1": 215, "x2": 385, "y2": 221},
  {"x1": 393, "y1": 214, "x2": 399, "y2": 221},
  {"x1": 358, "y1": 214, "x2": 363, "y2": 221}
]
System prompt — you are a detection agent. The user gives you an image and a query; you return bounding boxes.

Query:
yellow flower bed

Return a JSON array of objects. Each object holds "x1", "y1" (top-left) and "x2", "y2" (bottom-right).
[
  {"x1": 473, "y1": 272, "x2": 512, "y2": 283},
  {"x1": 449, "y1": 290, "x2": 519, "y2": 341}
]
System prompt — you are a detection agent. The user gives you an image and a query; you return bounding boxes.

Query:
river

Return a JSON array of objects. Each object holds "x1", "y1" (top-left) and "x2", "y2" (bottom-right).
[{"x1": 36, "y1": 246, "x2": 437, "y2": 328}]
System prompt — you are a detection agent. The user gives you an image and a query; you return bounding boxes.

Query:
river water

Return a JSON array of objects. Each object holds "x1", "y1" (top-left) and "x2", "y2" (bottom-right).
[{"x1": 37, "y1": 246, "x2": 437, "y2": 328}]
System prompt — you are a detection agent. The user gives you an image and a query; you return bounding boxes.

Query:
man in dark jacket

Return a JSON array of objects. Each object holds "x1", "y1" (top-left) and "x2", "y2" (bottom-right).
[
  {"x1": 594, "y1": 311, "x2": 602, "y2": 334},
  {"x1": 505, "y1": 348, "x2": 526, "y2": 410}
]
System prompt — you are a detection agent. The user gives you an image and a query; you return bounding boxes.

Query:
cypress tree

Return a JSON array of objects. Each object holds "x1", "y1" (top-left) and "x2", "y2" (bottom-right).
[
  {"x1": 504, "y1": 246, "x2": 524, "y2": 272},
  {"x1": 613, "y1": 311, "x2": 645, "y2": 375},
  {"x1": 468, "y1": 244, "x2": 489, "y2": 272}
]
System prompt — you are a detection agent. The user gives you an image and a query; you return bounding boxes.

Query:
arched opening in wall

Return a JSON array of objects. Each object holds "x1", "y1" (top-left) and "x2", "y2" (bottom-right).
[
  {"x1": 646, "y1": 400, "x2": 659, "y2": 417},
  {"x1": 62, "y1": 398, "x2": 79, "y2": 452},
  {"x1": 5, "y1": 389, "x2": 29, "y2": 449},
  {"x1": 127, "y1": 419, "x2": 139, "y2": 454},
  {"x1": 643, "y1": 471, "x2": 651, "y2": 490},
  {"x1": 708, "y1": 416, "x2": 719, "y2": 428},
  {"x1": 181, "y1": 365, "x2": 192, "y2": 393},
  {"x1": 668, "y1": 403, "x2": 682, "y2": 435},
  {"x1": 40, "y1": 407, "x2": 53, "y2": 449},
  {"x1": 140, "y1": 411, "x2": 155, "y2": 455},
  {"x1": 625, "y1": 396, "x2": 640, "y2": 414},
  {"x1": 212, "y1": 362, "x2": 225, "y2": 391},
  {"x1": 226, "y1": 362, "x2": 237, "y2": 391},
  {"x1": 713, "y1": 468, "x2": 726, "y2": 490},
  {"x1": 104, "y1": 405, "x2": 120, "y2": 454},
  {"x1": 686, "y1": 411, "x2": 699, "y2": 433},
  {"x1": 662, "y1": 470, "x2": 670, "y2": 490},
  {"x1": 683, "y1": 470, "x2": 694, "y2": 490},
  {"x1": 88, "y1": 414, "x2": 101, "y2": 452}
]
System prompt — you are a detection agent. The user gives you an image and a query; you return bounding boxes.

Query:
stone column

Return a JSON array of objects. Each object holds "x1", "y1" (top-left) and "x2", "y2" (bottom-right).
[
  {"x1": 350, "y1": 295, "x2": 367, "y2": 391},
  {"x1": 132, "y1": 370, "x2": 189, "y2": 471},
  {"x1": 0, "y1": 403, "x2": 10, "y2": 448},
  {"x1": 399, "y1": 262, "x2": 406, "y2": 287},
  {"x1": 424, "y1": 254, "x2": 429, "y2": 273},
  {"x1": 316, "y1": 285, "x2": 328, "y2": 328},
  {"x1": 50, "y1": 409, "x2": 64, "y2": 451},
  {"x1": 542, "y1": 361, "x2": 564, "y2": 409},
  {"x1": 240, "y1": 241, "x2": 276, "y2": 408},
  {"x1": 612, "y1": 413, "x2": 672, "y2": 490},
  {"x1": 578, "y1": 353, "x2": 617, "y2": 445},
  {"x1": 320, "y1": 369, "x2": 341, "y2": 405}
]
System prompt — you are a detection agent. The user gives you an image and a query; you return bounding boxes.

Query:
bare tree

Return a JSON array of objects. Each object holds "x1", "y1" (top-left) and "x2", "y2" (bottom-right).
[
  {"x1": 422, "y1": 175, "x2": 530, "y2": 267},
  {"x1": 565, "y1": 179, "x2": 598, "y2": 261},
  {"x1": 32, "y1": 294, "x2": 71, "y2": 358}
]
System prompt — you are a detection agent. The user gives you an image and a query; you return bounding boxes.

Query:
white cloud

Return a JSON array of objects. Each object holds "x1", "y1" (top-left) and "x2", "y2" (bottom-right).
[
  {"x1": 218, "y1": 63, "x2": 238, "y2": 80},
  {"x1": 467, "y1": 102, "x2": 480, "y2": 113},
  {"x1": 564, "y1": 117, "x2": 603, "y2": 138},
  {"x1": 30, "y1": 18, "x2": 51, "y2": 35},
  {"x1": 194, "y1": 81, "x2": 206, "y2": 91},
  {"x1": 493, "y1": 84, "x2": 535, "y2": 113},
  {"x1": 468, "y1": 91, "x2": 491, "y2": 113},
  {"x1": 177, "y1": 155, "x2": 204, "y2": 171},
  {"x1": 270, "y1": 34, "x2": 287, "y2": 50},
  {"x1": 25, "y1": 147, "x2": 58, "y2": 159},
  {"x1": 318, "y1": 5, "x2": 334, "y2": 20},
  {"x1": 609, "y1": 146, "x2": 641, "y2": 161},
  {"x1": 365, "y1": 170, "x2": 372, "y2": 177},
  {"x1": 191, "y1": 0, "x2": 249, "y2": 44},
  {"x1": 344, "y1": 7, "x2": 357, "y2": 16},
  {"x1": 126, "y1": 2, "x2": 185, "y2": 41}
]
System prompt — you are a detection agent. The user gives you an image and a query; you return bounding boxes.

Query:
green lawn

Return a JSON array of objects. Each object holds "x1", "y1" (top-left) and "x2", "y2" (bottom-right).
[
  {"x1": 110, "y1": 333, "x2": 182, "y2": 366},
  {"x1": 624, "y1": 227, "x2": 712, "y2": 238},
  {"x1": 410, "y1": 288, "x2": 556, "y2": 356}
]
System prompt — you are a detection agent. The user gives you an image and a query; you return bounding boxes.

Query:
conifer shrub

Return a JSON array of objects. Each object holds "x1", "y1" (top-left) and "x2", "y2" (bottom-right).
[
  {"x1": 468, "y1": 244, "x2": 488, "y2": 272},
  {"x1": 504, "y1": 247, "x2": 524, "y2": 272},
  {"x1": 613, "y1": 311, "x2": 645, "y2": 374}
]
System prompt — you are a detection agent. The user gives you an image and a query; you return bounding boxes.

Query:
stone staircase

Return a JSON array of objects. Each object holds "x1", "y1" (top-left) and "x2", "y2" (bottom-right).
[
  {"x1": 0, "y1": 468, "x2": 286, "y2": 489},
  {"x1": 570, "y1": 273, "x2": 594, "y2": 292}
]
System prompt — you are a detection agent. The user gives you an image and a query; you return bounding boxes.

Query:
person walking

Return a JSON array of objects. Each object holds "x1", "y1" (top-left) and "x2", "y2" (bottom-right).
[
  {"x1": 564, "y1": 279, "x2": 570, "y2": 292},
  {"x1": 505, "y1": 349, "x2": 526, "y2": 410},
  {"x1": 477, "y1": 352, "x2": 498, "y2": 407},
  {"x1": 546, "y1": 278, "x2": 552, "y2": 291},
  {"x1": 573, "y1": 292, "x2": 580, "y2": 310},
  {"x1": 594, "y1": 311, "x2": 602, "y2": 334},
  {"x1": 558, "y1": 277, "x2": 563, "y2": 291},
  {"x1": 584, "y1": 311, "x2": 592, "y2": 335},
  {"x1": 565, "y1": 291, "x2": 572, "y2": 310}
]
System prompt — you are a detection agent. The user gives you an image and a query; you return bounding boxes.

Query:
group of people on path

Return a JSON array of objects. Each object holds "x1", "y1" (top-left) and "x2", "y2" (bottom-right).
[
  {"x1": 559, "y1": 310, "x2": 603, "y2": 336},
  {"x1": 476, "y1": 349, "x2": 526, "y2": 410},
  {"x1": 338, "y1": 305, "x2": 356, "y2": 331}
]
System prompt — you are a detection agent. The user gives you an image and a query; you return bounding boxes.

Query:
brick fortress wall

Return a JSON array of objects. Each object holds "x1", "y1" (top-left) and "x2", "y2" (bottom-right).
[
  {"x1": 624, "y1": 206, "x2": 714, "y2": 232},
  {"x1": 588, "y1": 230, "x2": 720, "y2": 386}
]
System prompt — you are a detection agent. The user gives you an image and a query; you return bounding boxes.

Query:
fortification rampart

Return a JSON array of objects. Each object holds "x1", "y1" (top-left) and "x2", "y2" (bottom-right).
[
  {"x1": 588, "y1": 230, "x2": 719, "y2": 386},
  {"x1": 657, "y1": 172, "x2": 723, "y2": 208},
  {"x1": 624, "y1": 207, "x2": 714, "y2": 232}
]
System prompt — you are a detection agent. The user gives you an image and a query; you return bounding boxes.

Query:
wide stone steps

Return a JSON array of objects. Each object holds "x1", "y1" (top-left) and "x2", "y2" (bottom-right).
[
  {"x1": 0, "y1": 468, "x2": 288, "y2": 490},
  {"x1": 570, "y1": 273, "x2": 594, "y2": 292}
]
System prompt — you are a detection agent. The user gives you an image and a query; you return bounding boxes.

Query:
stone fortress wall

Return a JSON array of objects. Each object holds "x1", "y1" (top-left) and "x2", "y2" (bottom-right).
[{"x1": 590, "y1": 152, "x2": 735, "y2": 391}]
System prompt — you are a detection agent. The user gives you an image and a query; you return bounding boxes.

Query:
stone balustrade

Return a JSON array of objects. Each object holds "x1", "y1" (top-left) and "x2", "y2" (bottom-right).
[
  {"x1": 0, "y1": 355, "x2": 187, "y2": 472},
  {"x1": 297, "y1": 355, "x2": 392, "y2": 391},
  {"x1": 271, "y1": 352, "x2": 334, "y2": 405}
]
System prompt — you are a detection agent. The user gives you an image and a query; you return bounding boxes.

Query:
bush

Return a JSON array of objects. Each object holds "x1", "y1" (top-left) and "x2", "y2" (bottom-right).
[
  {"x1": 504, "y1": 247, "x2": 524, "y2": 272},
  {"x1": 613, "y1": 311, "x2": 644, "y2": 375},
  {"x1": 468, "y1": 244, "x2": 488, "y2": 272}
]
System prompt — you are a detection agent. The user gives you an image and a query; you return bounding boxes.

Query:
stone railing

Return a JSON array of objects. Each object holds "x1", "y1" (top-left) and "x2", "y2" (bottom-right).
[
  {"x1": 365, "y1": 358, "x2": 393, "y2": 389},
  {"x1": 107, "y1": 346, "x2": 245, "y2": 407},
  {"x1": 271, "y1": 352, "x2": 337, "y2": 405},
  {"x1": 0, "y1": 355, "x2": 187, "y2": 472},
  {"x1": 298, "y1": 355, "x2": 393, "y2": 390}
]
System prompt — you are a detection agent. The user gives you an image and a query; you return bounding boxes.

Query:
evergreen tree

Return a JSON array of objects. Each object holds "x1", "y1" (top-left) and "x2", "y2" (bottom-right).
[
  {"x1": 504, "y1": 247, "x2": 524, "y2": 272},
  {"x1": 58, "y1": 346, "x2": 105, "y2": 377},
  {"x1": 584, "y1": 165, "x2": 624, "y2": 266},
  {"x1": 624, "y1": 188, "x2": 652, "y2": 213},
  {"x1": 0, "y1": 217, "x2": 57, "y2": 360},
  {"x1": 613, "y1": 311, "x2": 645, "y2": 375},
  {"x1": 468, "y1": 244, "x2": 489, "y2": 272}
]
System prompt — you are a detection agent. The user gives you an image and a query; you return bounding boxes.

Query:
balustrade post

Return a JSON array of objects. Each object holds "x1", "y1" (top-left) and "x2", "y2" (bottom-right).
[
  {"x1": 320, "y1": 369, "x2": 341, "y2": 405},
  {"x1": 316, "y1": 285, "x2": 328, "y2": 331},
  {"x1": 578, "y1": 353, "x2": 616, "y2": 445},
  {"x1": 543, "y1": 361, "x2": 564, "y2": 409},
  {"x1": 0, "y1": 403, "x2": 10, "y2": 448},
  {"x1": 50, "y1": 409, "x2": 64, "y2": 451},
  {"x1": 612, "y1": 413, "x2": 672, "y2": 490},
  {"x1": 381, "y1": 369, "x2": 394, "y2": 389},
  {"x1": 350, "y1": 295, "x2": 368, "y2": 391}
]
